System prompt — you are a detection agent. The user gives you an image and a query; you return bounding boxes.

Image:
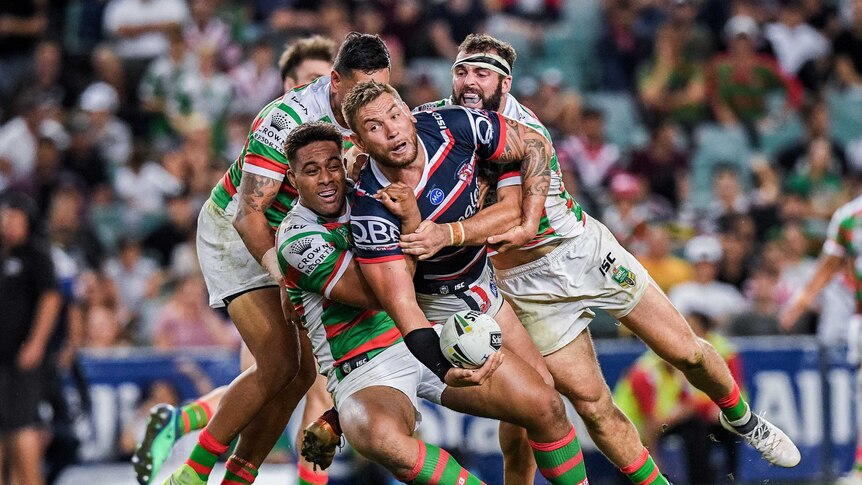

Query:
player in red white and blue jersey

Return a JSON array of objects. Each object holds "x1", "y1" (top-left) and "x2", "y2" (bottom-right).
[
  {"x1": 343, "y1": 81, "x2": 589, "y2": 485},
  {"x1": 403, "y1": 33, "x2": 800, "y2": 477}
]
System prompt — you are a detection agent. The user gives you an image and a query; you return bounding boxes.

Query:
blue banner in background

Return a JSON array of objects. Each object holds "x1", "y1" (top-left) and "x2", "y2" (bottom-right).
[{"x1": 68, "y1": 337, "x2": 857, "y2": 484}]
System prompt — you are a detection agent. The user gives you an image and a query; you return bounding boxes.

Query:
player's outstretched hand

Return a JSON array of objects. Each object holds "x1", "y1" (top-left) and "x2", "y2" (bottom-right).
[
  {"x1": 443, "y1": 351, "x2": 503, "y2": 387},
  {"x1": 344, "y1": 147, "x2": 368, "y2": 181},
  {"x1": 400, "y1": 220, "x2": 448, "y2": 260},
  {"x1": 487, "y1": 224, "x2": 535, "y2": 253},
  {"x1": 375, "y1": 183, "x2": 419, "y2": 220}
]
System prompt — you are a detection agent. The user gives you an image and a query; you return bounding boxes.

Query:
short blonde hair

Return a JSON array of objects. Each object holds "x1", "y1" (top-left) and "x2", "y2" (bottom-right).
[{"x1": 341, "y1": 81, "x2": 401, "y2": 132}]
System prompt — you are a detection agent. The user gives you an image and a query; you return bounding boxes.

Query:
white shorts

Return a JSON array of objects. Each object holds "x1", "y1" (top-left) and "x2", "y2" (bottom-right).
[
  {"x1": 328, "y1": 341, "x2": 446, "y2": 418},
  {"x1": 495, "y1": 215, "x2": 649, "y2": 356},
  {"x1": 196, "y1": 199, "x2": 278, "y2": 308},
  {"x1": 416, "y1": 263, "x2": 504, "y2": 323}
]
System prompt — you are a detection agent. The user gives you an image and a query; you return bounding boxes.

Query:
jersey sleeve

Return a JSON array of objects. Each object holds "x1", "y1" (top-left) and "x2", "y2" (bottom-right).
[
  {"x1": 242, "y1": 101, "x2": 302, "y2": 181},
  {"x1": 443, "y1": 107, "x2": 507, "y2": 161},
  {"x1": 278, "y1": 226, "x2": 353, "y2": 299},
  {"x1": 349, "y1": 190, "x2": 404, "y2": 264},
  {"x1": 824, "y1": 208, "x2": 850, "y2": 258}
]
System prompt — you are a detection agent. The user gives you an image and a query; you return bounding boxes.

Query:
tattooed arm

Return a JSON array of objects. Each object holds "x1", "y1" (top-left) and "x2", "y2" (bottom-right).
[
  {"x1": 233, "y1": 172, "x2": 283, "y2": 281},
  {"x1": 485, "y1": 116, "x2": 552, "y2": 252}
]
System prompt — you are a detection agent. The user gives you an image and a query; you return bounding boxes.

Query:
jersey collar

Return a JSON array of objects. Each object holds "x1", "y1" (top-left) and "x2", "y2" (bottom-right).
[
  {"x1": 294, "y1": 199, "x2": 350, "y2": 224},
  {"x1": 368, "y1": 137, "x2": 430, "y2": 196}
]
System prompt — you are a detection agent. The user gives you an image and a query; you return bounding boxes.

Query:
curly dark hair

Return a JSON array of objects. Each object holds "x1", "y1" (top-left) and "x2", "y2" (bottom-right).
[{"x1": 284, "y1": 121, "x2": 344, "y2": 168}]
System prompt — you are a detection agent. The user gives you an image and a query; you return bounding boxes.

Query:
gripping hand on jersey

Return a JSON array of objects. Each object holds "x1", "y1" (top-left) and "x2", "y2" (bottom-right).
[{"x1": 374, "y1": 183, "x2": 421, "y2": 233}]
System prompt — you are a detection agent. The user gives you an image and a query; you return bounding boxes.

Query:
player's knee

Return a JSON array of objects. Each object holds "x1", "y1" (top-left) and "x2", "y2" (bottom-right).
[
  {"x1": 571, "y1": 387, "x2": 615, "y2": 430},
  {"x1": 528, "y1": 389, "x2": 568, "y2": 431},
  {"x1": 668, "y1": 339, "x2": 707, "y2": 374},
  {"x1": 292, "y1": 354, "x2": 317, "y2": 393}
]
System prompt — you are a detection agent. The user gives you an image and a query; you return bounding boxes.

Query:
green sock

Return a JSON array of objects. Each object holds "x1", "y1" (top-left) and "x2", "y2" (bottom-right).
[
  {"x1": 529, "y1": 426, "x2": 588, "y2": 485},
  {"x1": 185, "y1": 428, "x2": 229, "y2": 481},
  {"x1": 221, "y1": 455, "x2": 259, "y2": 484},
  {"x1": 179, "y1": 400, "x2": 213, "y2": 437},
  {"x1": 401, "y1": 440, "x2": 485, "y2": 484},
  {"x1": 620, "y1": 448, "x2": 670, "y2": 485},
  {"x1": 716, "y1": 383, "x2": 752, "y2": 426}
]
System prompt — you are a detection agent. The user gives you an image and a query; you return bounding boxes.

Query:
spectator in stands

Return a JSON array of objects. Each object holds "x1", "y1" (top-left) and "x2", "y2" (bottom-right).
[
  {"x1": 557, "y1": 107, "x2": 621, "y2": 208},
  {"x1": 0, "y1": 92, "x2": 67, "y2": 190},
  {"x1": 777, "y1": 100, "x2": 848, "y2": 176},
  {"x1": 598, "y1": 0, "x2": 644, "y2": 92},
  {"x1": 63, "y1": 115, "x2": 111, "y2": 193},
  {"x1": 184, "y1": 0, "x2": 240, "y2": 70},
  {"x1": 0, "y1": 192, "x2": 60, "y2": 485},
  {"x1": 114, "y1": 144, "x2": 184, "y2": 222},
  {"x1": 602, "y1": 172, "x2": 664, "y2": 250},
  {"x1": 728, "y1": 264, "x2": 783, "y2": 336},
  {"x1": 230, "y1": 40, "x2": 281, "y2": 117},
  {"x1": 381, "y1": 0, "x2": 431, "y2": 61},
  {"x1": 103, "y1": 0, "x2": 190, "y2": 98},
  {"x1": 629, "y1": 120, "x2": 689, "y2": 209},
  {"x1": 139, "y1": 26, "x2": 197, "y2": 149},
  {"x1": 13, "y1": 134, "x2": 73, "y2": 217},
  {"x1": 91, "y1": 45, "x2": 129, "y2": 111},
  {"x1": 79, "y1": 82, "x2": 133, "y2": 167},
  {"x1": 103, "y1": 237, "x2": 162, "y2": 324},
  {"x1": 82, "y1": 304, "x2": 130, "y2": 349},
  {"x1": 765, "y1": 0, "x2": 830, "y2": 92},
  {"x1": 776, "y1": 222, "x2": 818, "y2": 310},
  {"x1": 152, "y1": 274, "x2": 238, "y2": 349},
  {"x1": 428, "y1": 0, "x2": 488, "y2": 59},
  {"x1": 638, "y1": 224, "x2": 694, "y2": 293},
  {"x1": 669, "y1": 234, "x2": 748, "y2": 325},
  {"x1": 639, "y1": 24, "x2": 709, "y2": 133},
  {"x1": 167, "y1": 43, "x2": 232, "y2": 152},
  {"x1": 834, "y1": 0, "x2": 862, "y2": 90},
  {"x1": 142, "y1": 191, "x2": 195, "y2": 268},
  {"x1": 717, "y1": 221, "x2": 755, "y2": 289},
  {"x1": 705, "y1": 164, "x2": 751, "y2": 232},
  {"x1": 783, "y1": 137, "x2": 845, "y2": 218},
  {"x1": 47, "y1": 187, "x2": 104, "y2": 272},
  {"x1": 25, "y1": 40, "x2": 69, "y2": 109},
  {"x1": 707, "y1": 15, "x2": 803, "y2": 145},
  {"x1": 0, "y1": 1, "x2": 47, "y2": 102}
]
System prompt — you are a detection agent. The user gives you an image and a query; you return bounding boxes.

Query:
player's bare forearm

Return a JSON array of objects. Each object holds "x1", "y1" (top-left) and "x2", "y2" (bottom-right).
[
  {"x1": 796, "y1": 254, "x2": 843, "y2": 308},
  {"x1": 233, "y1": 172, "x2": 281, "y2": 263},
  {"x1": 495, "y1": 117, "x2": 551, "y2": 229},
  {"x1": 359, "y1": 260, "x2": 432, "y2": 335},
  {"x1": 460, "y1": 185, "x2": 521, "y2": 245},
  {"x1": 329, "y1": 260, "x2": 384, "y2": 310}
]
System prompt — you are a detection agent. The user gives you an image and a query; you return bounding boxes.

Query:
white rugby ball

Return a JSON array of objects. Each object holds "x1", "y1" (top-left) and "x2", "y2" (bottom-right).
[{"x1": 439, "y1": 310, "x2": 503, "y2": 369}]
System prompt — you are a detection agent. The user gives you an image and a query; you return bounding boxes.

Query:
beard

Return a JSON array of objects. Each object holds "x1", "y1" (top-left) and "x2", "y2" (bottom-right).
[
  {"x1": 453, "y1": 79, "x2": 504, "y2": 112},
  {"x1": 365, "y1": 134, "x2": 419, "y2": 169}
]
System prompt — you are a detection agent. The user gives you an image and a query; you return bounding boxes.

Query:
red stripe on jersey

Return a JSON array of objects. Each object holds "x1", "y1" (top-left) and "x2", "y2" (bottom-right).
[
  {"x1": 489, "y1": 113, "x2": 508, "y2": 160},
  {"x1": 498, "y1": 170, "x2": 519, "y2": 182},
  {"x1": 271, "y1": 198, "x2": 291, "y2": 215},
  {"x1": 281, "y1": 180, "x2": 299, "y2": 197},
  {"x1": 335, "y1": 326, "x2": 402, "y2": 363},
  {"x1": 325, "y1": 308, "x2": 377, "y2": 339},
  {"x1": 244, "y1": 153, "x2": 287, "y2": 175},
  {"x1": 320, "y1": 250, "x2": 347, "y2": 294},
  {"x1": 429, "y1": 180, "x2": 469, "y2": 222},
  {"x1": 356, "y1": 255, "x2": 405, "y2": 264},
  {"x1": 419, "y1": 129, "x2": 455, "y2": 197},
  {"x1": 222, "y1": 171, "x2": 237, "y2": 195}
]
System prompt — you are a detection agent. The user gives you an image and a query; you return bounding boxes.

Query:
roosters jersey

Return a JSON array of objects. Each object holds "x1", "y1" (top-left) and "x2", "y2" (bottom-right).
[{"x1": 351, "y1": 106, "x2": 506, "y2": 294}]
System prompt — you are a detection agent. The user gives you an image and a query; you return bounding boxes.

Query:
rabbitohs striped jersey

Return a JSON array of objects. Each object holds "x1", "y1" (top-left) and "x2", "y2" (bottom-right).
[
  {"x1": 414, "y1": 94, "x2": 584, "y2": 249},
  {"x1": 276, "y1": 202, "x2": 402, "y2": 380},
  {"x1": 209, "y1": 77, "x2": 353, "y2": 229},
  {"x1": 823, "y1": 194, "x2": 862, "y2": 312}
]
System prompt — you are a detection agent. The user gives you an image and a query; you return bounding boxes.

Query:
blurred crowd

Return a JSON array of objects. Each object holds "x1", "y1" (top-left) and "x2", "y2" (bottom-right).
[
  {"x1": 2, "y1": 0, "x2": 857, "y2": 352},
  {"x1": 1, "y1": 0, "x2": 861, "y2": 481}
]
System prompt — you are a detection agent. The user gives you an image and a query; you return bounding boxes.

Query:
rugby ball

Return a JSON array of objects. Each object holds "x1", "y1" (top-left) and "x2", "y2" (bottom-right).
[{"x1": 439, "y1": 310, "x2": 503, "y2": 369}]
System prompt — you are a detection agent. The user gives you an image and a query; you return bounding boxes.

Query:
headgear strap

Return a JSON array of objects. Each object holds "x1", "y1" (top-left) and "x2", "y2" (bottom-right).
[{"x1": 451, "y1": 52, "x2": 511, "y2": 77}]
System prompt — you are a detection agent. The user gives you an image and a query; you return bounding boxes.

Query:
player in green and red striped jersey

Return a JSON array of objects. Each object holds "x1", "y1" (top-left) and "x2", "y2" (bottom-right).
[
  {"x1": 134, "y1": 36, "x2": 344, "y2": 485},
  {"x1": 161, "y1": 34, "x2": 391, "y2": 485},
  {"x1": 782, "y1": 183, "x2": 862, "y2": 483},
  {"x1": 400, "y1": 33, "x2": 799, "y2": 480},
  {"x1": 278, "y1": 121, "x2": 588, "y2": 485}
]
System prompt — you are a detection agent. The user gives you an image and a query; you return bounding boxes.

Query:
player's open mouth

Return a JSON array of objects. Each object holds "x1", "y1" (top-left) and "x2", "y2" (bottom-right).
[
  {"x1": 462, "y1": 93, "x2": 482, "y2": 107},
  {"x1": 392, "y1": 142, "x2": 407, "y2": 155},
  {"x1": 318, "y1": 188, "x2": 338, "y2": 201}
]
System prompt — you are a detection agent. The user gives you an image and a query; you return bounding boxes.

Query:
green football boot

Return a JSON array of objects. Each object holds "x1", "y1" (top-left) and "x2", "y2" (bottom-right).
[
  {"x1": 162, "y1": 464, "x2": 207, "y2": 485},
  {"x1": 132, "y1": 404, "x2": 180, "y2": 484}
]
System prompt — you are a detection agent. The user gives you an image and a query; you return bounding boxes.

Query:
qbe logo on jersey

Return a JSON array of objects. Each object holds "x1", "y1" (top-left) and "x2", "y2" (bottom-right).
[{"x1": 350, "y1": 215, "x2": 401, "y2": 251}]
